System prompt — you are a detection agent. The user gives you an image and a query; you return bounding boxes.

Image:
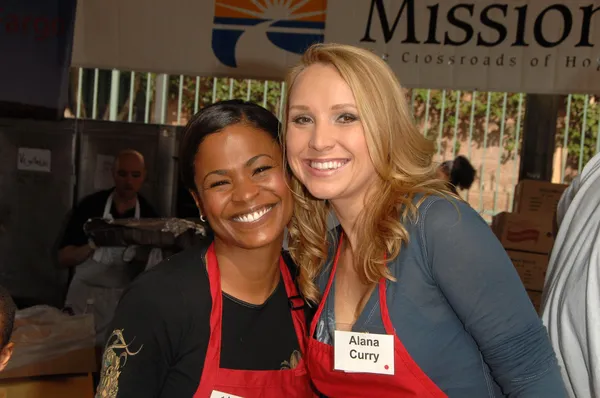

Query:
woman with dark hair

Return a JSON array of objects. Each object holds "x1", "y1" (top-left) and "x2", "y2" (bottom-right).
[
  {"x1": 437, "y1": 155, "x2": 477, "y2": 194},
  {"x1": 95, "y1": 100, "x2": 314, "y2": 398}
]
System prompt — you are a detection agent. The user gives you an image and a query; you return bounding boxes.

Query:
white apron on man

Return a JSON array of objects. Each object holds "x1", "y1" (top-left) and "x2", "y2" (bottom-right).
[{"x1": 65, "y1": 193, "x2": 143, "y2": 346}]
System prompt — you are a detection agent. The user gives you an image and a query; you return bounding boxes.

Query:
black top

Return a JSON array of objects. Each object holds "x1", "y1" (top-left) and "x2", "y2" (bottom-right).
[
  {"x1": 96, "y1": 241, "x2": 312, "y2": 398},
  {"x1": 60, "y1": 188, "x2": 158, "y2": 248}
]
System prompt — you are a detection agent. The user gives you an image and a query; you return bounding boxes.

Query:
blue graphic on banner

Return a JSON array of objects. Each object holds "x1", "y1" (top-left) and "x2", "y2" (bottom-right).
[{"x1": 211, "y1": 0, "x2": 326, "y2": 68}]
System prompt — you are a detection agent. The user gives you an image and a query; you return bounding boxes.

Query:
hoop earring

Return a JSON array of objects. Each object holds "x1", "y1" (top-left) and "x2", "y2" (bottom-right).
[{"x1": 200, "y1": 215, "x2": 206, "y2": 222}]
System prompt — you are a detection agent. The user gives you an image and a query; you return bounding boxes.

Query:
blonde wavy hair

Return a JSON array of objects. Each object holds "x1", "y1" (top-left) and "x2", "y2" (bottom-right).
[{"x1": 282, "y1": 43, "x2": 456, "y2": 304}]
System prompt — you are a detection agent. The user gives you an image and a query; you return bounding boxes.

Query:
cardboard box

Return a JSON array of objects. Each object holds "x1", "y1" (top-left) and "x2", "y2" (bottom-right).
[
  {"x1": 0, "y1": 348, "x2": 96, "y2": 380},
  {"x1": 506, "y1": 250, "x2": 549, "y2": 291},
  {"x1": 527, "y1": 290, "x2": 543, "y2": 314},
  {"x1": 0, "y1": 348, "x2": 96, "y2": 398},
  {"x1": 513, "y1": 180, "x2": 568, "y2": 215},
  {"x1": 0, "y1": 374, "x2": 94, "y2": 398},
  {"x1": 0, "y1": 311, "x2": 97, "y2": 397},
  {"x1": 492, "y1": 212, "x2": 555, "y2": 254}
]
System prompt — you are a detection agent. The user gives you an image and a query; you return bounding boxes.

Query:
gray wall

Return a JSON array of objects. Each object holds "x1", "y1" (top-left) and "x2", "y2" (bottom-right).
[
  {"x1": 0, "y1": 119, "x2": 76, "y2": 307},
  {"x1": 0, "y1": 119, "x2": 179, "y2": 308}
]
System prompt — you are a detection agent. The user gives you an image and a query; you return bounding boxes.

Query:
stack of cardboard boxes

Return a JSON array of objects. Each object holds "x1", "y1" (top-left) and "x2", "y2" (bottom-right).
[{"x1": 491, "y1": 180, "x2": 568, "y2": 313}]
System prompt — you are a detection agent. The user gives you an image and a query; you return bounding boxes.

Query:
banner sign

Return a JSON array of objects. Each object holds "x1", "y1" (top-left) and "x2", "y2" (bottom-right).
[{"x1": 71, "y1": 0, "x2": 600, "y2": 94}]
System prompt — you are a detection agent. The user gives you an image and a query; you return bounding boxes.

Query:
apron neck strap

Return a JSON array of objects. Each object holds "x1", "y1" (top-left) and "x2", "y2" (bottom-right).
[
  {"x1": 206, "y1": 243, "x2": 308, "y2": 351},
  {"x1": 308, "y1": 233, "x2": 389, "y2": 338},
  {"x1": 103, "y1": 191, "x2": 141, "y2": 220},
  {"x1": 309, "y1": 233, "x2": 344, "y2": 337}
]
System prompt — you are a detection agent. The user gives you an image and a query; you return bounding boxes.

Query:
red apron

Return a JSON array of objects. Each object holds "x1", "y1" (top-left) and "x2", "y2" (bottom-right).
[
  {"x1": 305, "y1": 236, "x2": 447, "y2": 397},
  {"x1": 193, "y1": 243, "x2": 315, "y2": 398}
]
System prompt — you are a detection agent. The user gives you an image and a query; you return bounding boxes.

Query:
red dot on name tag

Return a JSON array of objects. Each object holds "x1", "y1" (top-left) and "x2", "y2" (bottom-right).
[{"x1": 384, "y1": 365, "x2": 389, "y2": 370}]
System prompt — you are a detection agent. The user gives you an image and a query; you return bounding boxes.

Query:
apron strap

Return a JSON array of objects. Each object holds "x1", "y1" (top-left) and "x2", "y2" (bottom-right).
[
  {"x1": 134, "y1": 198, "x2": 140, "y2": 219},
  {"x1": 378, "y1": 253, "x2": 395, "y2": 335},
  {"x1": 309, "y1": 234, "x2": 343, "y2": 337},
  {"x1": 203, "y1": 245, "x2": 309, "y2": 372},
  {"x1": 103, "y1": 191, "x2": 141, "y2": 220},
  {"x1": 103, "y1": 193, "x2": 114, "y2": 219},
  {"x1": 281, "y1": 251, "x2": 316, "y2": 337},
  {"x1": 279, "y1": 254, "x2": 308, "y2": 355}
]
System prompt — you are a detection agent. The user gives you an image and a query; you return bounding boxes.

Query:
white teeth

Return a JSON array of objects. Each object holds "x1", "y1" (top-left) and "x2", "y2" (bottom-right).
[
  {"x1": 310, "y1": 160, "x2": 346, "y2": 170},
  {"x1": 233, "y1": 206, "x2": 273, "y2": 223}
]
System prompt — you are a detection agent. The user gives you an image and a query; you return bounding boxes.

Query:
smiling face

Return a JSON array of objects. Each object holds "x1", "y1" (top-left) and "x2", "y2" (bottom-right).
[
  {"x1": 285, "y1": 63, "x2": 378, "y2": 206},
  {"x1": 192, "y1": 123, "x2": 293, "y2": 249}
]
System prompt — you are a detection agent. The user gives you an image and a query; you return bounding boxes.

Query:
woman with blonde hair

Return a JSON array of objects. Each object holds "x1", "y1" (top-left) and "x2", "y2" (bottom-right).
[{"x1": 283, "y1": 43, "x2": 566, "y2": 397}]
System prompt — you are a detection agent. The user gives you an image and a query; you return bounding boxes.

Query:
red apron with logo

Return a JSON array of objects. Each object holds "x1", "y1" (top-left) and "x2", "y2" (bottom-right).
[
  {"x1": 305, "y1": 236, "x2": 447, "y2": 397},
  {"x1": 193, "y1": 243, "x2": 315, "y2": 398}
]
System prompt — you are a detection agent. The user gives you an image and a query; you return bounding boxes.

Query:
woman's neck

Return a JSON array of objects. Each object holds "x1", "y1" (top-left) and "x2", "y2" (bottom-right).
[
  {"x1": 213, "y1": 236, "x2": 283, "y2": 305},
  {"x1": 331, "y1": 183, "x2": 377, "y2": 251},
  {"x1": 331, "y1": 200, "x2": 360, "y2": 251}
]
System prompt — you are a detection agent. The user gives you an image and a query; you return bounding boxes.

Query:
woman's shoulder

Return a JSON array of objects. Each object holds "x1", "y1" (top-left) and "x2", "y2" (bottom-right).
[
  {"x1": 382, "y1": 194, "x2": 488, "y2": 271},
  {"x1": 122, "y1": 240, "x2": 212, "y2": 312},
  {"x1": 412, "y1": 193, "x2": 485, "y2": 231},
  {"x1": 141, "y1": 239, "x2": 209, "y2": 278},
  {"x1": 407, "y1": 194, "x2": 501, "y2": 273}
]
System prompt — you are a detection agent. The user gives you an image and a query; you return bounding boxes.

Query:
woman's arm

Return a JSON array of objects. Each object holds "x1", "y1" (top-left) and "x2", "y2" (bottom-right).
[
  {"x1": 96, "y1": 267, "x2": 209, "y2": 398},
  {"x1": 96, "y1": 283, "x2": 175, "y2": 398},
  {"x1": 423, "y1": 198, "x2": 567, "y2": 397}
]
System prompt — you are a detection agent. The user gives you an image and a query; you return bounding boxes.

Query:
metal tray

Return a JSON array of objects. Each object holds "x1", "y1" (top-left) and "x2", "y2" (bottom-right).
[{"x1": 84, "y1": 217, "x2": 207, "y2": 250}]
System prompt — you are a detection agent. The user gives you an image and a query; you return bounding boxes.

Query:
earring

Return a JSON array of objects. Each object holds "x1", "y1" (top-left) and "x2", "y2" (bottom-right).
[{"x1": 200, "y1": 215, "x2": 206, "y2": 222}]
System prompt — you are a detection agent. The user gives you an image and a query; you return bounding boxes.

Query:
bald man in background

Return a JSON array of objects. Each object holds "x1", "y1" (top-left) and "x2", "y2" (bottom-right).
[{"x1": 58, "y1": 150, "x2": 158, "y2": 346}]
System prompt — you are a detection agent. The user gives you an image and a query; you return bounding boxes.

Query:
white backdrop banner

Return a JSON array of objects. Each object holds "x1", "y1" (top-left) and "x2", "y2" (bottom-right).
[{"x1": 72, "y1": 0, "x2": 600, "y2": 94}]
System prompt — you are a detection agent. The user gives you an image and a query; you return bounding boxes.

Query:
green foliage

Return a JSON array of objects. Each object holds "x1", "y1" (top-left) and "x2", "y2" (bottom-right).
[
  {"x1": 168, "y1": 76, "x2": 284, "y2": 121},
  {"x1": 69, "y1": 68, "x2": 598, "y2": 174},
  {"x1": 169, "y1": 78, "x2": 600, "y2": 172},
  {"x1": 555, "y1": 94, "x2": 600, "y2": 173},
  {"x1": 409, "y1": 89, "x2": 525, "y2": 165},
  {"x1": 407, "y1": 90, "x2": 597, "y2": 172},
  {"x1": 166, "y1": 77, "x2": 532, "y2": 165}
]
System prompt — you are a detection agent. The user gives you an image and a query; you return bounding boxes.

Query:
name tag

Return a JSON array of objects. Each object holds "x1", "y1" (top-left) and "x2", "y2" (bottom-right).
[
  {"x1": 210, "y1": 391, "x2": 243, "y2": 398},
  {"x1": 333, "y1": 330, "x2": 394, "y2": 375}
]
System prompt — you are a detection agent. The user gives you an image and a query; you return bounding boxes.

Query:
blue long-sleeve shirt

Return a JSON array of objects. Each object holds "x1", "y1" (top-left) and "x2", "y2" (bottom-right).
[{"x1": 314, "y1": 195, "x2": 567, "y2": 397}]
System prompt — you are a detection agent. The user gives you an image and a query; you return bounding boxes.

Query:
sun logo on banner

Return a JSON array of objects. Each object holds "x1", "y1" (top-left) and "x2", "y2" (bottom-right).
[{"x1": 212, "y1": 0, "x2": 327, "y2": 68}]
